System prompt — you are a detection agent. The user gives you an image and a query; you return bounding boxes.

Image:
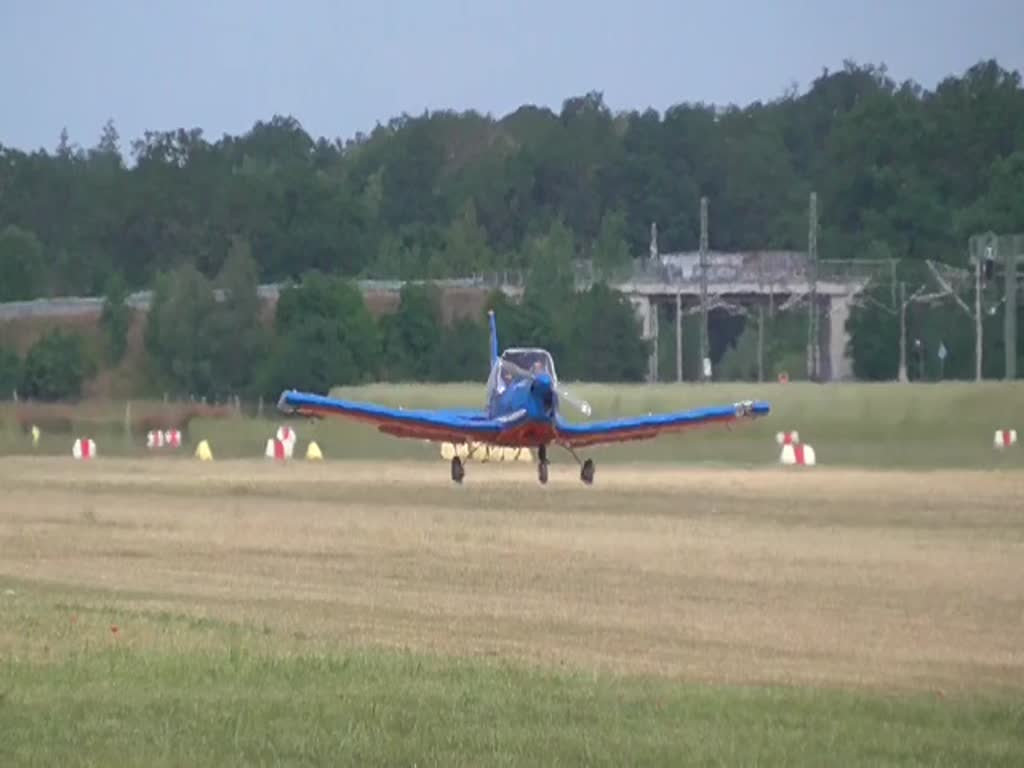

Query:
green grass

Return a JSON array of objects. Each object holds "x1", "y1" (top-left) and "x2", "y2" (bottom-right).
[
  {"x1": 2, "y1": 584, "x2": 1022, "y2": 767},
  {"x1": 3, "y1": 382, "x2": 1024, "y2": 468}
]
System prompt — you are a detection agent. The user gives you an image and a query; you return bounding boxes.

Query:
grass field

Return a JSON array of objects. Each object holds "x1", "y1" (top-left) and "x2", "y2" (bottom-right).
[
  {"x1": 1, "y1": 457, "x2": 1022, "y2": 764},
  {"x1": 3, "y1": 381, "x2": 1024, "y2": 469}
]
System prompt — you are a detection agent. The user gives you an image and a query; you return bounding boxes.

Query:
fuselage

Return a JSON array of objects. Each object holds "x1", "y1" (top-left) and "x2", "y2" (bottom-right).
[{"x1": 486, "y1": 370, "x2": 560, "y2": 446}]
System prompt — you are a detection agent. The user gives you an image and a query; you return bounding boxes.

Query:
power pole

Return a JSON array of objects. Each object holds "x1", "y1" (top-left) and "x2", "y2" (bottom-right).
[
  {"x1": 757, "y1": 304, "x2": 765, "y2": 383},
  {"x1": 1006, "y1": 240, "x2": 1017, "y2": 380},
  {"x1": 699, "y1": 196, "x2": 709, "y2": 381},
  {"x1": 806, "y1": 192, "x2": 819, "y2": 380},
  {"x1": 975, "y1": 248, "x2": 983, "y2": 382},
  {"x1": 675, "y1": 291, "x2": 683, "y2": 382},
  {"x1": 898, "y1": 281, "x2": 908, "y2": 382}
]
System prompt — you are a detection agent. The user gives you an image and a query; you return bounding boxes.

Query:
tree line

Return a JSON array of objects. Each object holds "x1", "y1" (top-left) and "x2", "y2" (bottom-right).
[
  {"x1": 0, "y1": 57, "x2": 1022, "y2": 390},
  {"x1": 0, "y1": 231, "x2": 650, "y2": 401}
]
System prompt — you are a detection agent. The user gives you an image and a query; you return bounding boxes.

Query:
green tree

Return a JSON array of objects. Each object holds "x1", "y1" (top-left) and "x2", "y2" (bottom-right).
[
  {"x1": 845, "y1": 286, "x2": 900, "y2": 381},
  {"x1": 438, "y1": 316, "x2": 489, "y2": 382},
  {"x1": 717, "y1": 322, "x2": 763, "y2": 381},
  {"x1": 592, "y1": 208, "x2": 632, "y2": 279},
  {"x1": 260, "y1": 271, "x2": 380, "y2": 395},
  {"x1": 100, "y1": 272, "x2": 131, "y2": 364},
  {"x1": 0, "y1": 226, "x2": 45, "y2": 301},
  {"x1": 144, "y1": 264, "x2": 220, "y2": 396},
  {"x1": 957, "y1": 151, "x2": 1024, "y2": 235},
  {"x1": 0, "y1": 57, "x2": 1022, "y2": 389},
  {"x1": 208, "y1": 236, "x2": 270, "y2": 395},
  {"x1": 517, "y1": 219, "x2": 576, "y2": 361},
  {"x1": 0, "y1": 345, "x2": 20, "y2": 398},
  {"x1": 383, "y1": 283, "x2": 444, "y2": 381},
  {"x1": 20, "y1": 330, "x2": 89, "y2": 400},
  {"x1": 433, "y1": 200, "x2": 493, "y2": 276},
  {"x1": 565, "y1": 282, "x2": 649, "y2": 381}
]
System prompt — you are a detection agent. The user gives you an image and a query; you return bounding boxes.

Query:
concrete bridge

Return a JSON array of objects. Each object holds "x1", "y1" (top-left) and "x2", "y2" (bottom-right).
[
  {"x1": 492, "y1": 251, "x2": 878, "y2": 382},
  {"x1": 612, "y1": 251, "x2": 875, "y2": 382}
]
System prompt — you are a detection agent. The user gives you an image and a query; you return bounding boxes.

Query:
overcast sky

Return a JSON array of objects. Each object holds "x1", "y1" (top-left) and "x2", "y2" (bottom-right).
[{"x1": 2, "y1": 0, "x2": 1022, "y2": 153}]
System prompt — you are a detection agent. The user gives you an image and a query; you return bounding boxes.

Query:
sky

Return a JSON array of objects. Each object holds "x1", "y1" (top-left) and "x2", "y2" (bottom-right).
[{"x1": 2, "y1": 0, "x2": 1022, "y2": 153}]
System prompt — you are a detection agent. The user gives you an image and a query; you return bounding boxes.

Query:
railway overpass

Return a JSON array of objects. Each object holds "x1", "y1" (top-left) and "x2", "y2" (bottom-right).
[{"x1": 495, "y1": 251, "x2": 878, "y2": 382}]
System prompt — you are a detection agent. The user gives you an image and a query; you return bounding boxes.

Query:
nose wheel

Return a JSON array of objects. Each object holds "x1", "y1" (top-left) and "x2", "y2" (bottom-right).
[
  {"x1": 537, "y1": 444, "x2": 549, "y2": 485},
  {"x1": 450, "y1": 456, "x2": 465, "y2": 484}
]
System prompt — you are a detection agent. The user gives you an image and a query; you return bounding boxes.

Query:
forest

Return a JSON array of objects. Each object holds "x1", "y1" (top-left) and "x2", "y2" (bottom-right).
[{"x1": 0, "y1": 58, "x2": 1022, "y2": 398}]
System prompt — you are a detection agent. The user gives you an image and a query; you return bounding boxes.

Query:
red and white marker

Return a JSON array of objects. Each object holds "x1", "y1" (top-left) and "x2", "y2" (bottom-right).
[
  {"x1": 164, "y1": 429, "x2": 182, "y2": 448},
  {"x1": 72, "y1": 437, "x2": 96, "y2": 460},
  {"x1": 775, "y1": 431, "x2": 800, "y2": 445},
  {"x1": 146, "y1": 430, "x2": 164, "y2": 449},
  {"x1": 994, "y1": 429, "x2": 1018, "y2": 449},
  {"x1": 780, "y1": 442, "x2": 815, "y2": 466},
  {"x1": 265, "y1": 438, "x2": 287, "y2": 461},
  {"x1": 276, "y1": 426, "x2": 296, "y2": 446}
]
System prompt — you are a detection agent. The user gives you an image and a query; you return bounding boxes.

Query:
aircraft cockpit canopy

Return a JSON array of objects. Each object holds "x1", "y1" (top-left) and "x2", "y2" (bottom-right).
[
  {"x1": 501, "y1": 348, "x2": 556, "y2": 380},
  {"x1": 487, "y1": 348, "x2": 558, "y2": 399}
]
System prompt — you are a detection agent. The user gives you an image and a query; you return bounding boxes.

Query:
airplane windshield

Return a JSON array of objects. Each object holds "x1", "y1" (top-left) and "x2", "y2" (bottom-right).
[
  {"x1": 486, "y1": 348, "x2": 558, "y2": 405},
  {"x1": 501, "y1": 349, "x2": 556, "y2": 381}
]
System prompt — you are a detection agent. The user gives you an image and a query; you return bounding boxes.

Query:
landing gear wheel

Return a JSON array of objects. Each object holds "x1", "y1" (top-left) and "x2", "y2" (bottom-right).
[
  {"x1": 538, "y1": 461, "x2": 549, "y2": 485},
  {"x1": 580, "y1": 459, "x2": 595, "y2": 485},
  {"x1": 451, "y1": 457, "x2": 465, "y2": 484}
]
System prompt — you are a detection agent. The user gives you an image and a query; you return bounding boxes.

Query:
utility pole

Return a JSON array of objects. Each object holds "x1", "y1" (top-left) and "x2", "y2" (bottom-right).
[
  {"x1": 806, "y1": 192, "x2": 819, "y2": 381},
  {"x1": 898, "y1": 281, "x2": 908, "y2": 382},
  {"x1": 757, "y1": 304, "x2": 765, "y2": 383},
  {"x1": 699, "y1": 196, "x2": 709, "y2": 381},
  {"x1": 1006, "y1": 241, "x2": 1018, "y2": 380},
  {"x1": 975, "y1": 247, "x2": 983, "y2": 382},
  {"x1": 675, "y1": 291, "x2": 683, "y2": 382}
]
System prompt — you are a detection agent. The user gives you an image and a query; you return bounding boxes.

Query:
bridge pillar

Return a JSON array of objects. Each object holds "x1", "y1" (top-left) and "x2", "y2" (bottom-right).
[
  {"x1": 630, "y1": 296, "x2": 659, "y2": 382},
  {"x1": 826, "y1": 295, "x2": 855, "y2": 380}
]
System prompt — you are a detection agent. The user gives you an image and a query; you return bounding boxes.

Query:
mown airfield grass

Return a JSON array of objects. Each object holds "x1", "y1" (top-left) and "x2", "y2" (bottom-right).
[{"x1": 1, "y1": 454, "x2": 1023, "y2": 765}]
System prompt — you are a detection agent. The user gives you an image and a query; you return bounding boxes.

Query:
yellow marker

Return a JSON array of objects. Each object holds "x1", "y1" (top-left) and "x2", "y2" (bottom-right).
[
  {"x1": 306, "y1": 441, "x2": 323, "y2": 460},
  {"x1": 31, "y1": 425, "x2": 40, "y2": 447},
  {"x1": 194, "y1": 439, "x2": 213, "y2": 461}
]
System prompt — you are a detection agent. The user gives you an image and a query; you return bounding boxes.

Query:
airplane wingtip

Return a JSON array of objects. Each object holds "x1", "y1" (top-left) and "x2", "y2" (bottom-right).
[{"x1": 276, "y1": 389, "x2": 297, "y2": 414}]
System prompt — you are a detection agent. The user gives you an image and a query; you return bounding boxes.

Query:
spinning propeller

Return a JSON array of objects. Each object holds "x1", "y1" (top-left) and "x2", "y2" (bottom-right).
[{"x1": 496, "y1": 358, "x2": 592, "y2": 417}]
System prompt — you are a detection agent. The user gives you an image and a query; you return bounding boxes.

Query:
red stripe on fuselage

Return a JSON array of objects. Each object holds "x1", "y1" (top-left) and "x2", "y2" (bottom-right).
[{"x1": 293, "y1": 403, "x2": 556, "y2": 446}]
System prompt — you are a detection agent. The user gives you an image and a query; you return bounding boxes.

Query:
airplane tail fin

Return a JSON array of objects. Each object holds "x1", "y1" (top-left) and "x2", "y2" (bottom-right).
[{"x1": 488, "y1": 310, "x2": 499, "y2": 368}]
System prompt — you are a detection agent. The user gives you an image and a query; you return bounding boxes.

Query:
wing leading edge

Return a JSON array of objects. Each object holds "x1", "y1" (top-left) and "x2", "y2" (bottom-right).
[
  {"x1": 554, "y1": 400, "x2": 770, "y2": 448},
  {"x1": 278, "y1": 390, "x2": 514, "y2": 443}
]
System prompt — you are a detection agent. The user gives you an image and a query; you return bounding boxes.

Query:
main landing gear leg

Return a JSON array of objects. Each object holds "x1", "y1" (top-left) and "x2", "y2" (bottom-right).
[
  {"x1": 537, "y1": 444, "x2": 549, "y2": 485},
  {"x1": 450, "y1": 456, "x2": 465, "y2": 484},
  {"x1": 561, "y1": 443, "x2": 595, "y2": 485}
]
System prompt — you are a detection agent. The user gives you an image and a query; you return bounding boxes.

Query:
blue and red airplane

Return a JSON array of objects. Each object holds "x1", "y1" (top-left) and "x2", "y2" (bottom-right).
[{"x1": 278, "y1": 310, "x2": 770, "y2": 484}]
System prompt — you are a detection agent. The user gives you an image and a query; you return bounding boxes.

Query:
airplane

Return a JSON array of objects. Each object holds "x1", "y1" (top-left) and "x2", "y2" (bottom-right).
[{"x1": 277, "y1": 310, "x2": 770, "y2": 485}]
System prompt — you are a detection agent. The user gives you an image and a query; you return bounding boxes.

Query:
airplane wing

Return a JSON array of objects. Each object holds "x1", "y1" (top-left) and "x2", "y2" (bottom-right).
[
  {"x1": 554, "y1": 400, "x2": 770, "y2": 448},
  {"x1": 277, "y1": 390, "x2": 520, "y2": 443}
]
